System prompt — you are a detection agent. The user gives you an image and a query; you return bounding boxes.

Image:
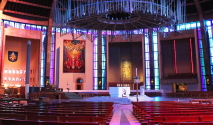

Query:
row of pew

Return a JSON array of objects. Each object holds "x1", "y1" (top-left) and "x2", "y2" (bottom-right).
[
  {"x1": 0, "y1": 101, "x2": 113, "y2": 125},
  {"x1": 0, "y1": 97, "x2": 29, "y2": 105},
  {"x1": 78, "y1": 92, "x2": 162, "y2": 98},
  {"x1": 132, "y1": 101, "x2": 213, "y2": 125},
  {"x1": 166, "y1": 91, "x2": 213, "y2": 99},
  {"x1": 77, "y1": 92, "x2": 110, "y2": 98}
]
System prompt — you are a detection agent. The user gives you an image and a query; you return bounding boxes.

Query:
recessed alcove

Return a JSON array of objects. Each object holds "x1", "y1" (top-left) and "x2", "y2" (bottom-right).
[{"x1": 76, "y1": 78, "x2": 83, "y2": 90}]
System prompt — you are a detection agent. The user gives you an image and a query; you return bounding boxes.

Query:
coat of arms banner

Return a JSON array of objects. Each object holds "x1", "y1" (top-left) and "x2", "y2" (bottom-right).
[{"x1": 8, "y1": 51, "x2": 18, "y2": 62}]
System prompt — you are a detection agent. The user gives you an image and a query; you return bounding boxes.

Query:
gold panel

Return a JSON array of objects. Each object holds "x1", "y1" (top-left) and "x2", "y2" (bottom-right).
[{"x1": 121, "y1": 59, "x2": 132, "y2": 80}]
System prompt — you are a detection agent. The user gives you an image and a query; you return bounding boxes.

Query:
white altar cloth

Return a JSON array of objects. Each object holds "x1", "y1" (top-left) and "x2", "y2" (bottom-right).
[{"x1": 109, "y1": 87, "x2": 130, "y2": 97}]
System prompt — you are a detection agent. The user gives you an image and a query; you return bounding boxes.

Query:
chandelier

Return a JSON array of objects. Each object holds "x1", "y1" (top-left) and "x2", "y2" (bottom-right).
[{"x1": 53, "y1": 0, "x2": 186, "y2": 35}]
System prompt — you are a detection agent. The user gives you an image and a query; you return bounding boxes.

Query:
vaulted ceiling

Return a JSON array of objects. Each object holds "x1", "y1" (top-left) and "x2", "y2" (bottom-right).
[{"x1": 0, "y1": 0, "x2": 213, "y2": 23}]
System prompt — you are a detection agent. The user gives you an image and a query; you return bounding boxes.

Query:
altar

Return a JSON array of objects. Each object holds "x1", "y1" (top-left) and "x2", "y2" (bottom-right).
[{"x1": 109, "y1": 87, "x2": 130, "y2": 97}]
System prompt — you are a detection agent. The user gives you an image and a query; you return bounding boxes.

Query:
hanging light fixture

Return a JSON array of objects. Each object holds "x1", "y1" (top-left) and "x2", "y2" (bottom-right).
[{"x1": 53, "y1": 0, "x2": 186, "y2": 35}]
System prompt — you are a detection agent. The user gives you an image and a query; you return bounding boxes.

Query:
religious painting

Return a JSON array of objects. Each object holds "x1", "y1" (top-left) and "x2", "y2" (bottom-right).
[
  {"x1": 63, "y1": 40, "x2": 85, "y2": 73},
  {"x1": 121, "y1": 59, "x2": 132, "y2": 80},
  {"x1": 8, "y1": 51, "x2": 18, "y2": 62},
  {"x1": 178, "y1": 84, "x2": 187, "y2": 92},
  {"x1": 173, "y1": 83, "x2": 187, "y2": 92}
]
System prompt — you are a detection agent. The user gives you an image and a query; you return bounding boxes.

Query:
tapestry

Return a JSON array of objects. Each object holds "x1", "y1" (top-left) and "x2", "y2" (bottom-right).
[
  {"x1": 63, "y1": 40, "x2": 85, "y2": 73},
  {"x1": 8, "y1": 51, "x2": 18, "y2": 62},
  {"x1": 121, "y1": 59, "x2": 132, "y2": 80}
]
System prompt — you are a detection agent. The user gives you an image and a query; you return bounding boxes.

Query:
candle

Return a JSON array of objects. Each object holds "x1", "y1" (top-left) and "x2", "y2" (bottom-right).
[{"x1": 136, "y1": 68, "x2": 137, "y2": 76}]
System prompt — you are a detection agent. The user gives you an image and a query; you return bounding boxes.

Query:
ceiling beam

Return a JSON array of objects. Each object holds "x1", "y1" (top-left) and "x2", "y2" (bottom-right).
[
  {"x1": 49, "y1": 0, "x2": 54, "y2": 18},
  {"x1": 186, "y1": 0, "x2": 211, "y2": 5},
  {"x1": 186, "y1": 13, "x2": 198, "y2": 16},
  {"x1": 7, "y1": 0, "x2": 51, "y2": 9},
  {"x1": 186, "y1": 2, "x2": 195, "y2": 6},
  {"x1": 204, "y1": 9, "x2": 213, "y2": 13},
  {"x1": 194, "y1": 0, "x2": 203, "y2": 15},
  {"x1": 0, "y1": 0, "x2": 7, "y2": 10},
  {"x1": 200, "y1": 0, "x2": 212, "y2": 3},
  {"x1": 186, "y1": 9, "x2": 213, "y2": 16},
  {"x1": 3, "y1": 9, "x2": 49, "y2": 19}
]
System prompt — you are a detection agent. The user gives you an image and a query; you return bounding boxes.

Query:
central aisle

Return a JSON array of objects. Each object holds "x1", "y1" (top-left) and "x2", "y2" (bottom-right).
[{"x1": 110, "y1": 104, "x2": 140, "y2": 125}]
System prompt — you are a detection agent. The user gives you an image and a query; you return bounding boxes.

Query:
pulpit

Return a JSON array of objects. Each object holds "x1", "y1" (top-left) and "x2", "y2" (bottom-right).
[{"x1": 109, "y1": 87, "x2": 130, "y2": 97}]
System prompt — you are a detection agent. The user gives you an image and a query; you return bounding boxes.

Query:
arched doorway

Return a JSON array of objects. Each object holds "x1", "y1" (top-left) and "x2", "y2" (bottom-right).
[{"x1": 76, "y1": 78, "x2": 83, "y2": 90}]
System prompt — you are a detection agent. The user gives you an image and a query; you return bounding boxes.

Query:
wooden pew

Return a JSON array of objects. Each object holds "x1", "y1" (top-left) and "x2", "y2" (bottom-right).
[
  {"x1": 0, "y1": 113, "x2": 25, "y2": 120},
  {"x1": 147, "y1": 116, "x2": 164, "y2": 124},
  {"x1": 132, "y1": 101, "x2": 213, "y2": 124},
  {"x1": 26, "y1": 114, "x2": 58, "y2": 121},
  {"x1": 0, "y1": 119, "x2": 107, "y2": 125},
  {"x1": 162, "y1": 122, "x2": 213, "y2": 125},
  {"x1": 200, "y1": 115, "x2": 213, "y2": 122},
  {"x1": 0, "y1": 98, "x2": 29, "y2": 105},
  {"x1": 149, "y1": 113, "x2": 190, "y2": 118},
  {"x1": 14, "y1": 111, "x2": 109, "y2": 117},
  {"x1": 25, "y1": 114, "x2": 108, "y2": 122},
  {"x1": 58, "y1": 116, "x2": 106, "y2": 122},
  {"x1": 0, "y1": 101, "x2": 113, "y2": 125},
  {"x1": 164, "y1": 116, "x2": 200, "y2": 122},
  {"x1": 190, "y1": 99, "x2": 213, "y2": 104}
]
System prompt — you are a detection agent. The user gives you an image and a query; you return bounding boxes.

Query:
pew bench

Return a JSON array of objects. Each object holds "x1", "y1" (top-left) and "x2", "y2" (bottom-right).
[
  {"x1": 190, "y1": 99, "x2": 213, "y2": 104},
  {"x1": 162, "y1": 122, "x2": 213, "y2": 125},
  {"x1": 0, "y1": 119, "x2": 108, "y2": 125},
  {"x1": 164, "y1": 116, "x2": 200, "y2": 122}
]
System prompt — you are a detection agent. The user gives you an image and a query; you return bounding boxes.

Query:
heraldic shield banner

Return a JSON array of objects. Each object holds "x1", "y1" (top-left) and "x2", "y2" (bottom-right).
[
  {"x1": 63, "y1": 40, "x2": 85, "y2": 73},
  {"x1": 8, "y1": 51, "x2": 18, "y2": 62}
]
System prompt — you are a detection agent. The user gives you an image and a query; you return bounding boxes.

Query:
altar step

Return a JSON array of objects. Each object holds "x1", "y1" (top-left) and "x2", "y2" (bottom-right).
[
  {"x1": 65, "y1": 92, "x2": 83, "y2": 99},
  {"x1": 83, "y1": 97, "x2": 132, "y2": 104}
]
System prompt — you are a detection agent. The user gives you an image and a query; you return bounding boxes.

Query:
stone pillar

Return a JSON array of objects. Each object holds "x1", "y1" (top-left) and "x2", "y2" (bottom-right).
[
  {"x1": 25, "y1": 40, "x2": 31, "y2": 99},
  {"x1": 56, "y1": 47, "x2": 60, "y2": 91}
]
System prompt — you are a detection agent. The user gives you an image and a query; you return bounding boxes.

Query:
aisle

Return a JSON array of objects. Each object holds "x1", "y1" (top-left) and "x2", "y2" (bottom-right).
[{"x1": 110, "y1": 104, "x2": 140, "y2": 125}]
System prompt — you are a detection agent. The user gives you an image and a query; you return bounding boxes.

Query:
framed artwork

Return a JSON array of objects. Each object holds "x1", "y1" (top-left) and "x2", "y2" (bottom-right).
[{"x1": 63, "y1": 40, "x2": 85, "y2": 73}]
